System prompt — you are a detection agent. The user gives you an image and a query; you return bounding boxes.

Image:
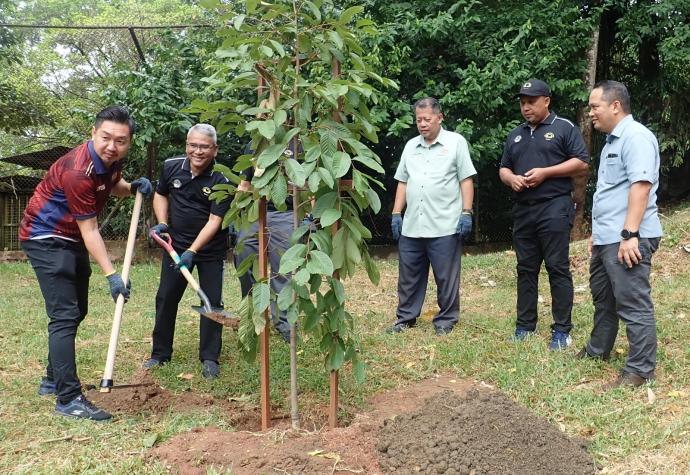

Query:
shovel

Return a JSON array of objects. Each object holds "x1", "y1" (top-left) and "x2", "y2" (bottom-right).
[
  {"x1": 149, "y1": 230, "x2": 239, "y2": 329},
  {"x1": 100, "y1": 191, "x2": 144, "y2": 393}
]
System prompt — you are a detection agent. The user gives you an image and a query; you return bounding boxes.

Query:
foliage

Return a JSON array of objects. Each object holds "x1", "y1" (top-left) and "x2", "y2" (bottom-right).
[{"x1": 192, "y1": 0, "x2": 397, "y2": 378}]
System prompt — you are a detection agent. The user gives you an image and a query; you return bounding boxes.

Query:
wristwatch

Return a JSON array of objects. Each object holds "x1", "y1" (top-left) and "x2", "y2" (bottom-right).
[
  {"x1": 620, "y1": 229, "x2": 640, "y2": 240},
  {"x1": 462, "y1": 208, "x2": 473, "y2": 215}
]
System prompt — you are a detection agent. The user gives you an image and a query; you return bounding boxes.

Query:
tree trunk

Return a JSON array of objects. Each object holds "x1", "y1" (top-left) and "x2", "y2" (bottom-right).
[{"x1": 572, "y1": 25, "x2": 599, "y2": 241}]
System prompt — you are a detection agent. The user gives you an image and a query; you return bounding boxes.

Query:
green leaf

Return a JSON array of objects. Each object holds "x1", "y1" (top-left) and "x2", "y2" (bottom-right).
[
  {"x1": 268, "y1": 39, "x2": 286, "y2": 57},
  {"x1": 234, "y1": 253, "x2": 256, "y2": 277},
  {"x1": 346, "y1": 234, "x2": 362, "y2": 264},
  {"x1": 308, "y1": 171, "x2": 321, "y2": 192},
  {"x1": 363, "y1": 251, "x2": 380, "y2": 285},
  {"x1": 294, "y1": 268, "x2": 310, "y2": 286},
  {"x1": 303, "y1": 0, "x2": 322, "y2": 21},
  {"x1": 270, "y1": 174, "x2": 288, "y2": 207},
  {"x1": 339, "y1": 5, "x2": 364, "y2": 24},
  {"x1": 252, "y1": 282, "x2": 271, "y2": 316},
  {"x1": 353, "y1": 358, "x2": 366, "y2": 383},
  {"x1": 332, "y1": 227, "x2": 346, "y2": 269},
  {"x1": 320, "y1": 208, "x2": 341, "y2": 227},
  {"x1": 319, "y1": 128, "x2": 338, "y2": 160},
  {"x1": 310, "y1": 229, "x2": 332, "y2": 254},
  {"x1": 352, "y1": 154, "x2": 385, "y2": 174},
  {"x1": 143, "y1": 433, "x2": 159, "y2": 448},
  {"x1": 257, "y1": 144, "x2": 285, "y2": 168},
  {"x1": 365, "y1": 187, "x2": 381, "y2": 214},
  {"x1": 327, "y1": 31, "x2": 344, "y2": 49},
  {"x1": 327, "y1": 337, "x2": 346, "y2": 371},
  {"x1": 309, "y1": 273, "x2": 322, "y2": 293},
  {"x1": 332, "y1": 278, "x2": 345, "y2": 304},
  {"x1": 331, "y1": 151, "x2": 351, "y2": 178},
  {"x1": 233, "y1": 14, "x2": 245, "y2": 30},
  {"x1": 274, "y1": 109, "x2": 287, "y2": 126},
  {"x1": 312, "y1": 191, "x2": 337, "y2": 218},
  {"x1": 277, "y1": 285, "x2": 295, "y2": 311},
  {"x1": 306, "y1": 250, "x2": 334, "y2": 275},
  {"x1": 284, "y1": 160, "x2": 307, "y2": 187},
  {"x1": 286, "y1": 306, "x2": 299, "y2": 325},
  {"x1": 318, "y1": 167, "x2": 335, "y2": 188},
  {"x1": 258, "y1": 119, "x2": 276, "y2": 139},
  {"x1": 279, "y1": 243, "x2": 307, "y2": 274},
  {"x1": 252, "y1": 165, "x2": 279, "y2": 189},
  {"x1": 259, "y1": 44, "x2": 274, "y2": 57}
]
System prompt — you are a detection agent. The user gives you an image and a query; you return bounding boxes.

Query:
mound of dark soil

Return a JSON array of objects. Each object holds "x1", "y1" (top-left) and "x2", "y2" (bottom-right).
[{"x1": 377, "y1": 388, "x2": 597, "y2": 475}]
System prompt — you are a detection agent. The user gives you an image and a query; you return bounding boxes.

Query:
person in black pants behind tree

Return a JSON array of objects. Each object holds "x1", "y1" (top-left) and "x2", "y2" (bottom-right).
[
  {"x1": 499, "y1": 78, "x2": 589, "y2": 350},
  {"x1": 144, "y1": 123, "x2": 231, "y2": 379},
  {"x1": 20, "y1": 105, "x2": 152, "y2": 420}
]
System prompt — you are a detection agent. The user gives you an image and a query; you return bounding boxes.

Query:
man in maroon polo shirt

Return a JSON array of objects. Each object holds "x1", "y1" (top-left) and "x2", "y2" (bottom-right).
[{"x1": 20, "y1": 106, "x2": 152, "y2": 421}]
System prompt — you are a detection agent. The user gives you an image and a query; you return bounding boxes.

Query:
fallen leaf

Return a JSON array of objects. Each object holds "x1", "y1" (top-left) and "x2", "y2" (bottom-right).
[
  {"x1": 405, "y1": 361, "x2": 415, "y2": 368},
  {"x1": 308, "y1": 449, "x2": 324, "y2": 456},
  {"x1": 176, "y1": 373, "x2": 193, "y2": 380},
  {"x1": 143, "y1": 433, "x2": 159, "y2": 448},
  {"x1": 668, "y1": 390, "x2": 687, "y2": 398},
  {"x1": 647, "y1": 388, "x2": 656, "y2": 404},
  {"x1": 615, "y1": 347, "x2": 625, "y2": 355}
]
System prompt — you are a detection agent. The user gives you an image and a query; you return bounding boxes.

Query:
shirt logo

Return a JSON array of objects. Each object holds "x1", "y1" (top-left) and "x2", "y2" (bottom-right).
[
  {"x1": 514, "y1": 135, "x2": 522, "y2": 143},
  {"x1": 173, "y1": 179, "x2": 182, "y2": 188},
  {"x1": 96, "y1": 184, "x2": 106, "y2": 191},
  {"x1": 202, "y1": 186, "x2": 211, "y2": 196},
  {"x1": 544, "y1": 132, "x2": 555, "y2": 141}
]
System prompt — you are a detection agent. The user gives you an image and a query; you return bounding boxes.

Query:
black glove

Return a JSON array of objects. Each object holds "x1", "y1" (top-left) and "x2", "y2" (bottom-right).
[
  {"x1": 106, "y1": 272, "x2": 131, "y2": 302},
  {"x1": 176, "y1": 249, "x2": 196, "y2": 271},
  {"x1": 130, "y1": 177, "x2": 153, "y2": 198},
  {"x1": 391, "y1": 213, "x2": 403, "y2": 241},
  {"x1": 150, "y1": 222, "x2": 169, "y2": 236}
]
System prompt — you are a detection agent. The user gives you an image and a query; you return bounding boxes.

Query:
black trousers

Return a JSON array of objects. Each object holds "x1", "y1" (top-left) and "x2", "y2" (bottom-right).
[
  {"x1": 512, "y1": 195, "x2": 574, "y2": 333},
  {"x1": 151, "y1": 252, "x2": 224, "y2": 363},
  {"x1": 22, "y1": 238, "x2": 92, "y2": 404},
  {"x1": 395, "y1": 234, "x2": 462, "y2": 329}
]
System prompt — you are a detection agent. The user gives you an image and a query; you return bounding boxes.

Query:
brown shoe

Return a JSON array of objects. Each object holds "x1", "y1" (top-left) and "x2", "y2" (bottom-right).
[{"x1": 601, "y1": 372, "x2": 650, "y2": 391}]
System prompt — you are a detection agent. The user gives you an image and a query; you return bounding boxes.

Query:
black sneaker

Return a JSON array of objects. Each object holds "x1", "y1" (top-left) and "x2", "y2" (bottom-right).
[
  {"x1": 201, "y1": 360, "x2": 220, "y2": 379},
  {"x1": 435, "y1": 326, "x2": 453, "y2": 336},
  {"x1": 385, "y1": 322, "x2": 416, "y2": 334},
  {"x1": 55, "y1": 395, "x2": 112, "y2": 421},
  {"x1": 142, "y1": 358, "x2": 162, "y2": 369},
  {"x1": 38, "y1": 377, "x2": 57, "y2": 396}
]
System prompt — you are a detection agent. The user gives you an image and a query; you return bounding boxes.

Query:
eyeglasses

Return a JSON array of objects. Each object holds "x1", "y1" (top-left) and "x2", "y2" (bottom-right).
[{"x1": 186, "y1": 143, "x2": 215, "y2": 151}]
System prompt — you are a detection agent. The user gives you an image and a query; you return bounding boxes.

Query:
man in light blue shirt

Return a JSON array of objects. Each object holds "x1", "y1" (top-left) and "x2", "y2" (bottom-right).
[
  {"x1": 388, "y1": 97, "x2": 477, "y2": 336},
  {"x1": 580, "y1": 80, "x2": 662, "y2": 390}
]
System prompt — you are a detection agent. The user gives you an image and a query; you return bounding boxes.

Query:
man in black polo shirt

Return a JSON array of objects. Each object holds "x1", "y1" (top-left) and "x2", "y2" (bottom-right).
[
  {"x1": 499, "y1": 79, "x2": 589, "y2": 350},
  {"x1": 144, "y1": 124, "x2": 231, "y2": 378}
]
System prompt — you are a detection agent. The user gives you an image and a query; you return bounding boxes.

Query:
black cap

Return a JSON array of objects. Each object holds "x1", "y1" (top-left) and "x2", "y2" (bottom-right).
[{"x1": 516, "y1": 79, "x2": 551, "y2": 97}]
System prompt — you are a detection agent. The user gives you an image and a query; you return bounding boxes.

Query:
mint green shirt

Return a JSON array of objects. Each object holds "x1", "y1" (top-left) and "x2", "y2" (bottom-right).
[{"x1": 394, "y1": 129, "x2": 477, "y2": 238}]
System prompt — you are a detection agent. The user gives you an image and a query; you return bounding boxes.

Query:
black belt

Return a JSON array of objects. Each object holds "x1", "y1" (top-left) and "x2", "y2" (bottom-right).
[{"x1": 516, "y1": 193, "x2": 569, "y2": 206}]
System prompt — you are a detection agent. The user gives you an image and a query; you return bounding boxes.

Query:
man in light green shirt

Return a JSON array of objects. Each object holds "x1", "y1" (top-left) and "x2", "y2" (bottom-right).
[{"x1": 389, "y1": 97, "x2": 477, "y2": 336}]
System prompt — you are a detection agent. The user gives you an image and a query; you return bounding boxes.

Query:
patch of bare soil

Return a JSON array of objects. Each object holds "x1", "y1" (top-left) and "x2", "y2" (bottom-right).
[
  {"x1": 147, "y1": 375, "x2": 596, "y2": 475},
  {"x1": 377, "y1": 389, "x2": 597, "y2": 475}
]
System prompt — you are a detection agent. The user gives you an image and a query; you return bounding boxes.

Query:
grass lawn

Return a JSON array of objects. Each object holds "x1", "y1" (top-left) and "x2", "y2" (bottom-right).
[{"x1": 0, "y1": 203, "x2": 688, "y2": 474}]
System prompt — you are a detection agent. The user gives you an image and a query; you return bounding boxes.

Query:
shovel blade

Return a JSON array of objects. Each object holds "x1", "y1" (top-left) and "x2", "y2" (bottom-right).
[{"x1": 191, "y1": 305, "x2": 240, "y2": 329}]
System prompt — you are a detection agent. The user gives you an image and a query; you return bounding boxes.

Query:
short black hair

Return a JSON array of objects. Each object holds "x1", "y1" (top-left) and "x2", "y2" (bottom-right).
[
  {"x1": 414, "y1": 97, "x2": 442, "y2": 114},
  {"x1": 593, "y1": 80, "x2": 631, "y2": 114},
  {"x1": 94, "y1": 106, "x2": 136, "y2": 136}
]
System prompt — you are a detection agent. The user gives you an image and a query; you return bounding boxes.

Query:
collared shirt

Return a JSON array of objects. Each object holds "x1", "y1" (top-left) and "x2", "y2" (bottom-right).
[
  {"x1": 394, "y1": 128, "x2": 477, "y2": 238},
  {"x1": 500, "y1": 112, "x2": 589, "y2": 201},
  {"x1": 592, "y1": 115, "x2": 662, "y2": 245},
  {"x1": 157, "y1": 156, "x2": 231, "y2": 260},
  {"x1": 19, "y1": 141, "x2": 122, "y2": 242}
]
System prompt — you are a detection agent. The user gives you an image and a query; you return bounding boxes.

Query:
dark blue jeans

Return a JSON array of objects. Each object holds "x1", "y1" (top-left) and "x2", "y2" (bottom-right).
[
  {"x1": 395, "y1": 234, "x2": 462, "y2": 329},
  {"x1": 586, "y1": 238, "x2": 660, "y2": 378},
  {"x1": 22, "y1": 238, "x2": 92, "y2": 404}
]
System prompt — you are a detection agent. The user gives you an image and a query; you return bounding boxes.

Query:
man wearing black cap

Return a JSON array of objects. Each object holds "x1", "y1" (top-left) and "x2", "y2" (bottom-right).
[{"x1": 499, "y1": 79, "x2": 589, "y2": 350}]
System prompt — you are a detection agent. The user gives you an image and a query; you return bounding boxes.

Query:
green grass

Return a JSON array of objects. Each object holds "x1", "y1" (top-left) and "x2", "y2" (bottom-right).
[{"x1": 1, "y1": 203, "x2": 689, "y2": 473}]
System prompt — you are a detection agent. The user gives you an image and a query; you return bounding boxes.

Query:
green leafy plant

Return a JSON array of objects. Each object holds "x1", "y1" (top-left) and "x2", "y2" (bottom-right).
[{"x1": 193, "y1": 0, "x2": 397, "y2": 380}]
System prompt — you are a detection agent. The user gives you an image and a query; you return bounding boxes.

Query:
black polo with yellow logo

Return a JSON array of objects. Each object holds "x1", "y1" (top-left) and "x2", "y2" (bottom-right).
[
  {"x1": 156, "y1": 156, "x2": 231, "y2": 260},
  {"x1": 500, "y1": 112, "x2": 589, "y2": 202}
]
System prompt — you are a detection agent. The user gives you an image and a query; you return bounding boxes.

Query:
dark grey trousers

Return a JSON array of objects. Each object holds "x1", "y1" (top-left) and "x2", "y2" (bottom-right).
[
  {"x1": 395, "y1": 234, "x2": 462, "y2": 330},
  {"x1": 585, "y1": 238, "x2": 660, "y2": 378},
  {"x1": 234, "y1": 211, "x2": 294, "y2": 331}
]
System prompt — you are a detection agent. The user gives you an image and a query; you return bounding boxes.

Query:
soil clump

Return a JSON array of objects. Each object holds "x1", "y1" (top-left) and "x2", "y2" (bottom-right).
[{"x1": 377, "y1": 388, "x2": 597, "y2": 475}]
